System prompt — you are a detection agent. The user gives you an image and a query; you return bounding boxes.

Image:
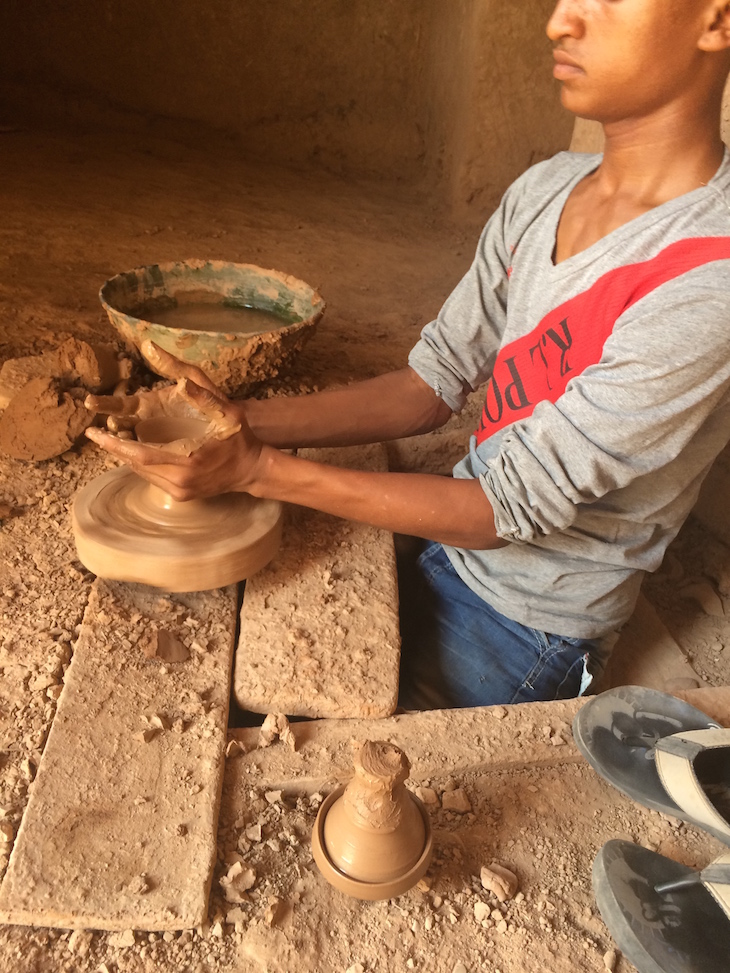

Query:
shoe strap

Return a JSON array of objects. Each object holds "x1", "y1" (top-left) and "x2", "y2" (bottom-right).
[
  {"x1": 656, "y1": 856, "x2": 730, "y2": 921},
  {"x1": 702, "y1": 854, "x2": 730, "y2": 921},
  {"x1": 654, "y1": 729, "x2": 730, "y2": 840}
]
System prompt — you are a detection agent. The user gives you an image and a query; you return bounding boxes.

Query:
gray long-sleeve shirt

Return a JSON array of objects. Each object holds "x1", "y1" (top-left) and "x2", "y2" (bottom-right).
[{"x1": 409, "y1": 150, "x2": 730, "y2": 637}]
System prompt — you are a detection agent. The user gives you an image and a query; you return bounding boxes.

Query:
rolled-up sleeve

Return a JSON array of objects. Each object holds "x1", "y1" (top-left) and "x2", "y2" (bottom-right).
[
  {"x1": 408, "y1": 177, "x2": 524, "y2": 414},
  {"x1": 479, "y1": 282, "x2": 730, "y2": 543}
]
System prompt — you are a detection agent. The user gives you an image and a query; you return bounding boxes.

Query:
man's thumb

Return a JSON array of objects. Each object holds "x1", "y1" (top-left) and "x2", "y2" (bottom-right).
[{"x1": 178, "y1": 378, "x2": 242, "y2": 441}]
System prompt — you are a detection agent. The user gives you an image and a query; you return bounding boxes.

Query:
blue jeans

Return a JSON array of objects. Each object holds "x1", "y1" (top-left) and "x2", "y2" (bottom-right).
[{"x1": 397, "y1": 540, "x2": 609, "y2": 710}]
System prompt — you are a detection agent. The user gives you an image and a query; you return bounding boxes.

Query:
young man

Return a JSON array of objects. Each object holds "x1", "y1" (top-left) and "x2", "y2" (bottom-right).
[{"x1": 87, "y1": 0, "x2": 730, "y2": 709}]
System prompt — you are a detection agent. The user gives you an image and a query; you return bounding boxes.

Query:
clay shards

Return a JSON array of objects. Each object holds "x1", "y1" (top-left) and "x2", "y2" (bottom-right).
[
  {"x1": 0, "y1": 501, "x2": 20, "y2": 521},
  {"x1": 441, "y1": 787, "x2": 472, "y2": 814},
  {"x1": 258, "y1": 713, "x2": 297, "y2": 751},
  {"x1": 141, "y1": 629, "x2": 190, "y2": 663},
  {"x1": 219, "y1": 861, "x2": 257, "y2": 903},
  {"x1": 480, "y1": 863, "x2": 519, "y2": 903}
]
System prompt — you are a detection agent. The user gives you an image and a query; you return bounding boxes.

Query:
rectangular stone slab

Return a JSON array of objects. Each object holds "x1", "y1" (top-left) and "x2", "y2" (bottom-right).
[
  {"x1": 0, "y1": 578, "x2": 237, "y2": 931},
  {"x1": 234, "y1": 443, "x2": 400, "y2": 719},
  {"x1": 227, "y1": 687, "x2": 730, "y2": 793}
]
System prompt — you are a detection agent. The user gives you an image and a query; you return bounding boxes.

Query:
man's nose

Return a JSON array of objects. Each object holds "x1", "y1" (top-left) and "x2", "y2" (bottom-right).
[{"x1": 546, "y1": 0, "x2": 586, "y2": 42}]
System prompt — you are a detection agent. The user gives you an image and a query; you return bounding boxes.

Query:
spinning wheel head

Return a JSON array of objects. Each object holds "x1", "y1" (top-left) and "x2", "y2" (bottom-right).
[{"x1": 73, "y1": 416, "x2": 282, "y2": 591}]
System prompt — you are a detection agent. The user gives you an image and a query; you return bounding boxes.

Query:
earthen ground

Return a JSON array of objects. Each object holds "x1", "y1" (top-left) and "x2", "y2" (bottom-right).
[{"x1": 2, "y1": 125, "x2": 730, "y2": 972}]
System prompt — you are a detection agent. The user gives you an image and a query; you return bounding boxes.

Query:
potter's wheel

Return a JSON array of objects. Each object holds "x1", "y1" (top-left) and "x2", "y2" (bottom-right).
[{"x1": 73, "y1": 466, "x2": 282, "y2": 592}]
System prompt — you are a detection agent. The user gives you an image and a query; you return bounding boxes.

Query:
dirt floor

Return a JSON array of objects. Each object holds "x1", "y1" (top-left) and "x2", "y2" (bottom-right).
[{"x1": 2, "y1": 120, "x2": 730, "y2": 973}]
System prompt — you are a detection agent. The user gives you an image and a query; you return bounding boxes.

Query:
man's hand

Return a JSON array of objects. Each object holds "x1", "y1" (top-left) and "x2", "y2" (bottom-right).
[
  {"x1": 81, "y1": 341, "x2": 503, "y2": 548},
  {"x1": 85, "y1": 340, "x2": 231, "y2": 428},
  {"x1": 84, "y1": 341, "x2": 263, "y2": 500}
]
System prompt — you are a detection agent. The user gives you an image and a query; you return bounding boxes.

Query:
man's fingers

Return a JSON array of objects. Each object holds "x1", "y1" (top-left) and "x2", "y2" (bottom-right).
[
  {"x1": 142, "y1": 340, "x2": 221, "y2": 394},
  {"x1": 140, "y1": 340, "x2": 186, "y2": 381},
  {"x1": 179, "y1": 378, "x2": 242, "y2": 440},
  {"x1": 106, "y1": 415, "x2": 138, "y2": 433},
  {"x1": 85, "y1": 393, "x2": 143, "y2": 417},
  {"x1": 84, "y1": 427, "x2": 189, "y2": 467}
]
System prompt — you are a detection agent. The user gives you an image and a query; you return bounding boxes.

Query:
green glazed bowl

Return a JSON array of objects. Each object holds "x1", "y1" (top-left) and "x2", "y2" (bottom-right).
[{"x1": 100, "y1": 259, "x2": 325, "y2": 395}]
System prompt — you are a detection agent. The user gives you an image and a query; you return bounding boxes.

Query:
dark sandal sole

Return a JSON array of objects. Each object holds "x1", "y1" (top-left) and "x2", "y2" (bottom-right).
[
  {"x1": 593, "y1": 840, "x2": 730, "y2": 973},
  {"x1": 573, "y1": 686, "x2": 730, "y2": 843}
]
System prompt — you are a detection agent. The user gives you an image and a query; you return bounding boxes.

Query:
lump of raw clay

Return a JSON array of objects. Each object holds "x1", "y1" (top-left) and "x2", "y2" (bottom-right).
[
  {"x1": 480, "y1": 863, "x2": 519, "y2": 903},
  {"x1": 0, "y1": 355, "x2": 57, "y2": 410},
  {"x1": 0, "y1": 377, "x2": 93, "y2": 461},
  {"x1": 56, "y1": 337, "x2": 130, "y2": 393},
  {"x1": 0, "y1": 337, "x2": 129, "y2": 410},
  {"x1": 0, "y1": 337, "x2": 132, "y2": 460}
]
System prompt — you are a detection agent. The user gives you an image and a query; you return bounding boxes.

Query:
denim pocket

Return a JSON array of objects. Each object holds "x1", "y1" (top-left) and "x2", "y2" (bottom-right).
[
  {"x1": 417, "y1": 541, "x2": 457, "y2": 585},
  {"x1": 512, "y1": 629, "x2": 588, "y2": 704}
]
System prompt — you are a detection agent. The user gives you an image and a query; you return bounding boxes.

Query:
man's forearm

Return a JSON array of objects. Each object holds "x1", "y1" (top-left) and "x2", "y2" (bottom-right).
[
  {"x1": 246, "y1": 446, "x2": 507, "y2": 550},
  {"x1": 242, "y1": 366, "x2": 453, "y2": 449}
]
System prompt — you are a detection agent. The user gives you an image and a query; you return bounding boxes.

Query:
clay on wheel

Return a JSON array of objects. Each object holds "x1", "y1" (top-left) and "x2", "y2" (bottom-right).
[{"x1": 72, "y1": 416, "x2": 282, "y2": 591}]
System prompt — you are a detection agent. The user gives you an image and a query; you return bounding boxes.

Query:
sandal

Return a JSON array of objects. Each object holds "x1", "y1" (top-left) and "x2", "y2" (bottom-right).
[
  {"x1": 593, "y1": 840, "x2": 730, "y2": 973},
  {"x1": 573, "y1": 686, "x2": 730, "y2": 846}
]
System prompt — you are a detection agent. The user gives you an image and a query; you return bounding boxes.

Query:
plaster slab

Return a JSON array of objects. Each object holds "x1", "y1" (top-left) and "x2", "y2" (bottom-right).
[
  {"x1": 227, "y1": 688, "x2": 730, "y2": 794},
  {"x1": 0, "y1": 579, "x2": 237, "y2": 931},
  {"x1": 234, "y1": 443, "x2": 400, "y2": 719}
]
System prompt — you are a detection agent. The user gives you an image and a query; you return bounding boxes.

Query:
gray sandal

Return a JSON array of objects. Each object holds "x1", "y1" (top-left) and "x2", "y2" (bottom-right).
[
  {"x1": 573, "y1": 686, "x2": 730, "y2": 846},
  {"x1": 593, "y1": 840, "x2": 730, "y2": 973}
]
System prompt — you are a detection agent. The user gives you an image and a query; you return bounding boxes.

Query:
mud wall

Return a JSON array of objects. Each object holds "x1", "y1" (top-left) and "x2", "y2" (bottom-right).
[{"x1": 0, "y1": 0, "x2": 572, "y2": 210}]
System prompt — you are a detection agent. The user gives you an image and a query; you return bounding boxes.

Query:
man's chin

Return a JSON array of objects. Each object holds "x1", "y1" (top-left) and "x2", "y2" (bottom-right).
[{"x1": 561, "y1": 89, "x2": 613, "y2": 127}]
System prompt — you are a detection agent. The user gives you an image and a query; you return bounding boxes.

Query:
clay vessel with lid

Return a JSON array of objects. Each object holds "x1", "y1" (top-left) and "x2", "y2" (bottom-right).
[{"x1": 312, "y1": 740, "x2": 432, "y2": 900}]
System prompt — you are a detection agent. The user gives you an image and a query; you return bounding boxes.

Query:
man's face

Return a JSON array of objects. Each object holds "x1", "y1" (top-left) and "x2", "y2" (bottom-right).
[{"x1": 546, "y1": 0, "x2": 717, "y2": 122}]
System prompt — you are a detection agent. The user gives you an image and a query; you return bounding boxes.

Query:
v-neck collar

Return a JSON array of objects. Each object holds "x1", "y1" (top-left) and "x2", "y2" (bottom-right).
[{"x1": 547, "y1": 147, "x2": 730, "y2": 280}]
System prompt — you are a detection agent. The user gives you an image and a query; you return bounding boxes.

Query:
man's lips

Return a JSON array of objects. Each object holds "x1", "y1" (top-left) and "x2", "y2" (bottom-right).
[{"x1": 553, "y1": 50, "x2": 584, "y2": 79}]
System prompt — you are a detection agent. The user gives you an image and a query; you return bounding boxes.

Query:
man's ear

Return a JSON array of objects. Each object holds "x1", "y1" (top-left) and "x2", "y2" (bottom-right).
[{"x1": 699, "y1": 2, "x2": 730, "y2": 52}]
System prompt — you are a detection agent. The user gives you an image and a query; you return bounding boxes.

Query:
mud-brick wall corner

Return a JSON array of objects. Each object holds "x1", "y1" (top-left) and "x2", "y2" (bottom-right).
[{"x1": 0, "y1": 0, "x2": 573, "y2": 211}]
